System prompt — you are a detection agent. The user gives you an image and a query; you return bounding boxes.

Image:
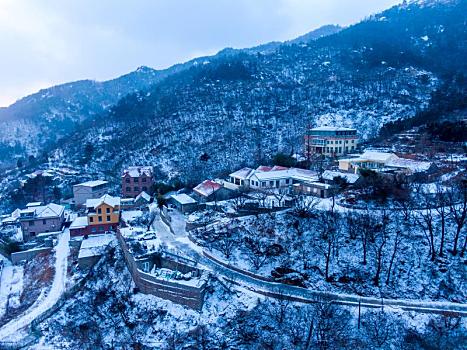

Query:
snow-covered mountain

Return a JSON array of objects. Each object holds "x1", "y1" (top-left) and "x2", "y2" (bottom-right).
[
  {"x1": 46, "y1": 0, "x2": 466, "y2": 184},
  {"x1": 2, "y1": 0, "x2": 467, "y2": 180}
]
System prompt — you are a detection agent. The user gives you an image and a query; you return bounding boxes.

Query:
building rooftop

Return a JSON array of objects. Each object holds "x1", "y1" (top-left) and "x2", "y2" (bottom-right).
[
  {"x1": 386, "y1": 158, "x2": 432, "y2": 173},
  {"x1": 229, "y1": 167, "x2": 254, "y2": 179},
  {"x1": 19, "y1": 203, "x2": 65, "y2": 220},
  {"x1": 135, "y1": 191, "x2": 151, "y2": 202},
  {"x1": 86, "y1": 194, "x2": 121, "y2": 209},
  {"x1": 310, "y1": 126, "x2": 356, "y2": 132},
  {"x1": 74, "y1": 180, "x2": 108, "y2": 188},
  {"x1": 78, "y1": 234, "x2": 115, "y2": 259},
  {"x1": 193, "y1": 180, "x2": 222, "y2": 197},
  {"x1": 122, "y1": 166, "x2": 153, "y2": 178},
  {"x1": 26, "y1": 202, "x2": 42, "y2": 207},
  {"x1": 70, "y1": 216, "x2": 88, "y2": 229},
  {"x1": 171, "y1": 193, "x2": 197, "y2": 205},
  {"x1": 322, "y1": 170, "x2": 360, "y2": 184}
]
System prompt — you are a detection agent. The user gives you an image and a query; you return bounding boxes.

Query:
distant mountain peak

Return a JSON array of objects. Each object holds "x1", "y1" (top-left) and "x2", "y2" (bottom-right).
[{"x1": 288, "y1": 24, "x2": 343, "y2": 44}]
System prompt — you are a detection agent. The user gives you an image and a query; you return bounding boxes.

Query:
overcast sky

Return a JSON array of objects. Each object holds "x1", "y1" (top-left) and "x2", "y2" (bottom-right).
[{"x1": 0, "y1": 0, "x2": 402, "y2": 107}]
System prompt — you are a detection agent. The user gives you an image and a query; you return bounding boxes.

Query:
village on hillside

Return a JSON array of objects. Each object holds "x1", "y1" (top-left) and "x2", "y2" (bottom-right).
[{"x1": 0, "y1": 124, "x2": 465, "y2": 345}]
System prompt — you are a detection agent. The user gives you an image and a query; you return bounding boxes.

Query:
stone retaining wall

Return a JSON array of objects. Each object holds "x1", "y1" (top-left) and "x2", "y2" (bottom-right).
[
  {"x1": 116, "y1": 230, "x2": 207, "y2": 310},
  {"x1": 11, "y1": 247, "x2": 52, "y2": 264}
]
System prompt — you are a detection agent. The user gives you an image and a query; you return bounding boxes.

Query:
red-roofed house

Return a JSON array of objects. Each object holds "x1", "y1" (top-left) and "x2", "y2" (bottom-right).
[{"x1": 193, "y1": 180, "x2": 236, "y2": 203}]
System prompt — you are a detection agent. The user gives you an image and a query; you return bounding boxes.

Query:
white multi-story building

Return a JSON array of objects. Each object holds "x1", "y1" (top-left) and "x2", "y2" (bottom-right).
[{"x1": 305, "y1": 126, "x2": 359, "y2": 157}]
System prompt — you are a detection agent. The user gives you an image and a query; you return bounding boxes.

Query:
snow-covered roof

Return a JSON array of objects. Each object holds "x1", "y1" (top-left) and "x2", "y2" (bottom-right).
[
  {"x1": 78, "y1": 234, "x2": 114, "y2": 259},
  {"x1": 135, "y1": 191, "x2": 151, "y2": 202},
  {"x1": 271, "y1": 165, "x2": 289, "y2": 171},
  {"x1": 193, "y1": 180, "x2": 222, "y2": 197},
  {"x1": 70, "y1": 216, "x2": 88, "y2": 229},
  {"x1": 229, "y1": 167, "x2": 254, "y2": 179},
  {"x1": 386, "y1": 158, "x2": 432, "y2": 173},
  {"x1": 19, "y1": 203, "x2": 65, "y2": 220},
  {"x1": 311, "y1": 126, "x2": 356, "y2": 132},
  {"x1": 307, "y1": 182, "x2": 332, "y2": 189},
  {"x1": 26, "y1": 202, "x2": 42, "y2": 207},
  {"x1": 74, "y1": 180, "x2": 108, "y2": 188},
  {"x1": 86, "y1": 194, "x2": 121, "y2": 209},
  {"x1": 340, "y1": 151, "x2": 396, "y2": 163},
  {"x1": 170, "y1": 193, "x2": 197, "y2": 205},
  {"x1": 122, "y1": 166, "x2": 153, "y2": 178},
  {"x1": 2, "y1": 209, "x2": 21, "y2": 224},
  {"x1": 322, "y1": 170, "x2": 360, "y2": 184},
  {"x1": 251, "y1": 167, "x2": 318, "y2": 182},
  {"x1": 256, "y1": 165, "x2": 274, "y2": 172},
  {"x1": 361, "y1": 151, "x2": 397, "y2": 162}
]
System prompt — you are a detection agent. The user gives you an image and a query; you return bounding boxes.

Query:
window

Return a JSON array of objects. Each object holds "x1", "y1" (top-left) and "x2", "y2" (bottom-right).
[
  {"x1": 142, "y1": 177, "x2": 147, "y2": 182},
  {"x1": 261, "y1": 182, "x2": 266, "y2": 187},
  {"x1": 142, "y1": 186, "x2": 147, "y2": 191},
  {"x1": 99, "y1": 226, "x2": 104, "y2": 231},
  {"x1": 91, "y1": 227, "x2": 97, "y2": 233},
  {"x1": 126, "y1": 187, "x2": 131, "y2": 192},
  {"x1": 106, "y1": 215, "x2": 111, "y2": 222},
  {"x1": 29, "y1": 221, "x2": 35, "y2": 227},
  {"x1": 269, "y1": 181, "x2": 274, "y2": 186},
  {"x1": 286, "y1": 179, "x2": 290, "y2": 185},
  {"x1": 106, "y1": 208, "x2": 110, "y2": 213},
  {"x1": 134, "y1": 187, "x2": 139, "y2": 192},
  {"x1": 90, "y1": 217, "x2": 94, "y2": 223},
  {"x1": 97, "y1": 208, "x2": 102, "y2": 214},
  {"x1": 125, "y1": 178, "x2": 130, "y2": 183},
  {"x1": 98, "y1": 216, "x2": 102, "y2": 222},
  {"x1": 133, "y1": 177, "x2": 139, "y2": 183},
  {"x1": 43, "y1": 219, "x2": 47, "y2": 225}
]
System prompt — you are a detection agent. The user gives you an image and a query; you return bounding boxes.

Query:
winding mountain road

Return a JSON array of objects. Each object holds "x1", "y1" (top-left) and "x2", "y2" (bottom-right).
[{"x1": 153, "y1": 210, "x2": 467, "y2": 317}]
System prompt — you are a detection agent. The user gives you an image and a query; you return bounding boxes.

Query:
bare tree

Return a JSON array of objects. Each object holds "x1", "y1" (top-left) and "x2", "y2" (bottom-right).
[
  {"x1": 373, "y1": 209, "x2": 390, "y2": 286},
  {"x1": 386, "y1": 228, "x2": 402, "y2": 286},
  {"x1": 447, "y1": 182, "x2": 467, "y2": 256},
  {"x1": 217, "y1": 230, "x2": 237, "y2": 260},
  {"x1": 315, "y1": 212, "x2": 338, "y2": 281},
  {"x1": 434, "y1": 185, "x2": 449, "y2": 257},
  {"x1": 415, "y1": 191, "x2": 437, "y2": 261},
  {"x1": 292, "y1": 194, "x2": 319, "y2": 217}
]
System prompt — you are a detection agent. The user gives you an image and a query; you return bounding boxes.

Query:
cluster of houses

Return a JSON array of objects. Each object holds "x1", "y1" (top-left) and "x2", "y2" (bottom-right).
[
  {"x1": 0, "y1": 125, "x2": 439, "y2": 309},
  {"x1": 1, "y1": 127, "x2": 435, "y2": 262}
]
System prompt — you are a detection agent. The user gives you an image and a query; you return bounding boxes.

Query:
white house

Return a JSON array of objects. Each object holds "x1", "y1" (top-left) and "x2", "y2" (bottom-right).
[
  {"x1": 338, "y1": 151, "x2": 432, "y2": 175},
  {"x1": 229, "y1": 165, "x2": 318, "y2": 191}
]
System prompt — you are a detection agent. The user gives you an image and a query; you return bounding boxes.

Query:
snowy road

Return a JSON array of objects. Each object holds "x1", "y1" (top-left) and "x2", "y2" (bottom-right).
[
  {"x1": 0, "y1": 228, "x2": 70, "y2": 341},
  {"x1": 153, "y1": 210, "x2": 467, "y2": 317}
]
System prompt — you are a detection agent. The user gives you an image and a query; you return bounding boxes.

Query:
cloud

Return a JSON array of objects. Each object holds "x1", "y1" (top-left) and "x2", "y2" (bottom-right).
[{"x1": 0, "y1": 0, "x2": 402, "y2": 107}]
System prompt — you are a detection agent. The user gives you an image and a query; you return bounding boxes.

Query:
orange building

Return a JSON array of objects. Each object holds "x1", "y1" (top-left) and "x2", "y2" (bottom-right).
[{"x1": 70, "y1": 194, "x2": 121, "y2": 236}]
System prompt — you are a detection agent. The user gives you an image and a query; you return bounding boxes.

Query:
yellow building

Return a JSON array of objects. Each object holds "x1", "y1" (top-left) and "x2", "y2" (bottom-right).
[{"x1": 85, "y1": 194, "x2": 121, "y2": 234}]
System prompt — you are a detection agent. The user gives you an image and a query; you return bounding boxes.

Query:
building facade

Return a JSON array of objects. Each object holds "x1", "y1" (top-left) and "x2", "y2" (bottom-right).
[
  {"x1": 18, "y1": 203, "x2": 65, "y2": 241},
  {"x1": 73, "y1": 180, "x2": 109, "y2": 206},
  {"x1": 121, "y1": 166, "x2": 154, "y2": 198},
  {"x1": 305, "y1": 127, "x2": 358, "y2": 157},
  {"x1": 70, "y1": 194, "x2": 121, "y2": 237}
]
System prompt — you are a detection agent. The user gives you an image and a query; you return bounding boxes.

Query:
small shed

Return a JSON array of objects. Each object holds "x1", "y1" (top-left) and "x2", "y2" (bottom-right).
[
  {"x1": 78, "y1": 234, "x2": 114, "y2": 269},
  {"x1": 294, "y1": 182, "x2": 333, "y2": 198},
  {"x1": 169, "y1": 194, "x2": 198, "y2": 213}
]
